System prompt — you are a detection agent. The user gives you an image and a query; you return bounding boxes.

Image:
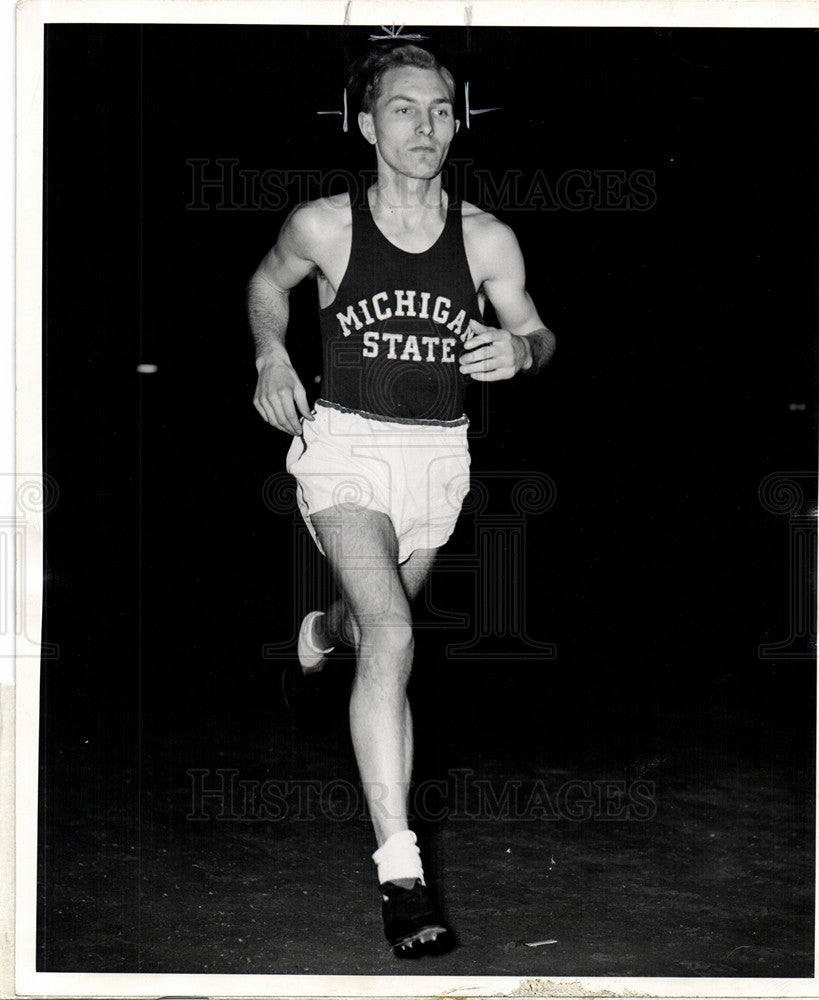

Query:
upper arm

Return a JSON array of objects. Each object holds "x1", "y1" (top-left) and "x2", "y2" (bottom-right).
[
  {"x1": 250, "y1": 202, "x2": 324, "y2": 293},
  {"x1": 473, "y1": 218, "x2": 545, "y2": 335}
]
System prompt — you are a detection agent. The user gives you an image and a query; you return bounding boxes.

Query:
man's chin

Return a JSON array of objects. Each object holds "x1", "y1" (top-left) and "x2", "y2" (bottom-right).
[{"x1": 398, "y1": 163, "x2": 445, "y2": 181}]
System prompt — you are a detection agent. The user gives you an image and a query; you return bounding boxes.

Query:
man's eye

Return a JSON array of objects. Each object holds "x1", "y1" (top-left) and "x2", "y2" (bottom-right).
[
  {"x1": 435, "y1": 109, "x2": 450, "y2": 117},
  {"x1": 396, "y1": 107, "x2": 411, "y2": 114}
]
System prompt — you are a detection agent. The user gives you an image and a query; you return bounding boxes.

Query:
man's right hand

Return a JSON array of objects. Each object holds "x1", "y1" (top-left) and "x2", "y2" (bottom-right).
[{"x1": 253, "y1": 359, "x2": 315, "y2": 435}]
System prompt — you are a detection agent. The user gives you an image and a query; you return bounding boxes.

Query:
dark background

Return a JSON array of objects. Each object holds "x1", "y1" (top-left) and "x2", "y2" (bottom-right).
[{"x1": 38, "y1": 24, "x2": 816, "y2": 975}]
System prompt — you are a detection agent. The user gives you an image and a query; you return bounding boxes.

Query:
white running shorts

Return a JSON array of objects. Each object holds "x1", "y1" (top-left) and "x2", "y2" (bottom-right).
[{"x1": 285, "y1": 400, "x2": 471, "y2": 564}]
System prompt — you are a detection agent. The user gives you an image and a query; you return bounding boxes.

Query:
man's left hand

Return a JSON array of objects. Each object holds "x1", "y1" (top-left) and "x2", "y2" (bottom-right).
[{"x1": 458, "y1": 320, "x2": 530, "y2": 381}]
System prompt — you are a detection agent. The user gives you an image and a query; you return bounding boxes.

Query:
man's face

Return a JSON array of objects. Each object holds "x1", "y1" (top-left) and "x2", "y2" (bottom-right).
[{"x1": 359, "y1": 65, "x2": 459, "y2": 180}]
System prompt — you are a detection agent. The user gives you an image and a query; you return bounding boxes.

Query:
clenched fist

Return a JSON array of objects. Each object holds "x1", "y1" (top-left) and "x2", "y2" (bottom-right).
[
  {"x1": 459, "y1": 320, "x2": 531, "y2": 381},
  {"x1": 253, "y1": 359, "x2": 315, "y2": 435}
]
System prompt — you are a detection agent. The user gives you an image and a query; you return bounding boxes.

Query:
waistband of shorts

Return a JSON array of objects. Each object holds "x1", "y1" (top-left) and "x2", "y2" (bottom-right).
[{"x1": 315, "y1": 398, "x2": 469, "y2": 428}]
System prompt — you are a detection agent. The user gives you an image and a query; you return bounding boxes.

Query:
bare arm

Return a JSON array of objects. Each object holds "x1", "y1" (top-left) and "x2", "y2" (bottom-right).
[
  {"x1": 460, "y1": 219, "x2": 555, "y2": 381},
  {"x1": 248, "y1": 204, "x2": 321, "y2": 434}
]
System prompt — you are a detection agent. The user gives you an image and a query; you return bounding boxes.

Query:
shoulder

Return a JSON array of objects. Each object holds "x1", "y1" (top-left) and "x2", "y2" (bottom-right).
[
  {"x1": 460, "y1": 200, "x2": 524, "y2": 277},
  {"x1": 281, "y1": 193, "x2": 352, "y2": 258}
]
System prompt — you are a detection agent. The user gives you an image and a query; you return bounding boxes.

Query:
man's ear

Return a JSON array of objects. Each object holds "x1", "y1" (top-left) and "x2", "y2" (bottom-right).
[
  {"x1": 455, "y1": 119, "x2": 461, "y2": 134},
  {"x1": 358, "y1": 111, "x2": 377, "y2": 145}
]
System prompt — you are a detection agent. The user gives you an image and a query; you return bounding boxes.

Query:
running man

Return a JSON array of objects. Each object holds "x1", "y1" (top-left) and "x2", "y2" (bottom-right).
[{"x1": 248, "y1": 44, "x2": 555, "y2": 956}]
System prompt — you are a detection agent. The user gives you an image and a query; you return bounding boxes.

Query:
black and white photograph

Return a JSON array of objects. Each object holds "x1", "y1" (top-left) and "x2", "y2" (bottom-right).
[{"x1": 11, "y1": 1, "x2": 818, "y2": 994}]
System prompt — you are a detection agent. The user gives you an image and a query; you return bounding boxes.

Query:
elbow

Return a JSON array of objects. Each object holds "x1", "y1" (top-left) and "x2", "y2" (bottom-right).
[
  {"x1": 246, "y1": 270, "x2": 266, "y2": 295},
  {"x1": 246, "y1": 271, "x2": 261, "y2": 300},
  {"x1": 247, "y1": 270, "x2": 288, "y2": 301}
]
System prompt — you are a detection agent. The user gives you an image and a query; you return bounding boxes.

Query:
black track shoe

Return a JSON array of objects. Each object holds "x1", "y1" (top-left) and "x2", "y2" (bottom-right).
[{"x1": 380, "y1": 879, "x2": 451, "y2": 957}]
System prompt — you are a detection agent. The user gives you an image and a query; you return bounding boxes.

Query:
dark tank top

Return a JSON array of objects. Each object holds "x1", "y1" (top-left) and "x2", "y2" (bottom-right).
[{"x1": 318, "y1": 188, "x2": 481, "y2": 424}]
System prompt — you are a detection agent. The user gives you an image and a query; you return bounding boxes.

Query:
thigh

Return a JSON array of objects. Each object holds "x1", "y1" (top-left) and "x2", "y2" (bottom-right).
[
  {"x1": 398, "y1": 548, "x2": 438, "y2": 601},
  {"x1": 310, "y1": 505, "x2": 411, "y2": 627}
]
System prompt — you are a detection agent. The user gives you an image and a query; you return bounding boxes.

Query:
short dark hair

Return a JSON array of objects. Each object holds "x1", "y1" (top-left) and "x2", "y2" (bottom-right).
[{"x1": 351, "y1": 44, "x2": 456, "y2": 113}]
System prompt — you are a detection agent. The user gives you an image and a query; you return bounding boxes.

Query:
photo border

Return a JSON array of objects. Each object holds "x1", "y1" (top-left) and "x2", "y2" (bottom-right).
[{"x1": 11, "y1": 1, "x2": 819, "y2": 997}]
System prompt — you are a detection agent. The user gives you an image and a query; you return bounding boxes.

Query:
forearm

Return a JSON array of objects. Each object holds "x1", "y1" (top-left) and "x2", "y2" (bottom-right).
[
  {"x1": 517, "y1": 327, "x2": 556, "y2": 376},
  {"x1": 247, "y1": 272, "x2": 293, "y2": 369}
]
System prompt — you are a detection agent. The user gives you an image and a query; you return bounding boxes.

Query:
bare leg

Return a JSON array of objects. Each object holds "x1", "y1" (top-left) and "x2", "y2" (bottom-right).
[
  {"x1": 395, "y1": 548, "x2": 437, "y2": 779},
  {"x1": 318, "y1": 547, "x2": 437, "y2": 648},
  {"x1": 398, "y1": 547, "x2": 438, "y2": 599},
  {"x1": 310, "y1": 507, "x2": 437, "y2": 848}
]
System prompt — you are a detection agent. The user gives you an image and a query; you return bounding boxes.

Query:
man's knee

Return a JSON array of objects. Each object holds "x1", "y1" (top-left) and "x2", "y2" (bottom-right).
[{"x1": 358, "y1": 618, "x2": 414, "y2": 664}]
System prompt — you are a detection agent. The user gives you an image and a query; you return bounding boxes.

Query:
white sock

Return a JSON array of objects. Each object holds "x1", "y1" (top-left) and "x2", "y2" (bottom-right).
[{"x1": 372, "y1": 829, "x2": 425, "y2": 886}]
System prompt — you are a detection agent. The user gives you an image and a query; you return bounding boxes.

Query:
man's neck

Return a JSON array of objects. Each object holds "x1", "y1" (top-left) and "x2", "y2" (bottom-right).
[{"x1": 370, "y1": 174, "x2": 446, "y2": 221}]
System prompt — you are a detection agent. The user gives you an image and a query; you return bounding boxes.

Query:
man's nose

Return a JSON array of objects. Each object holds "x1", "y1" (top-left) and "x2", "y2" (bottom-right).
[{"x1": 416, "y1": 113, "x2": 434, "y2": 135}]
